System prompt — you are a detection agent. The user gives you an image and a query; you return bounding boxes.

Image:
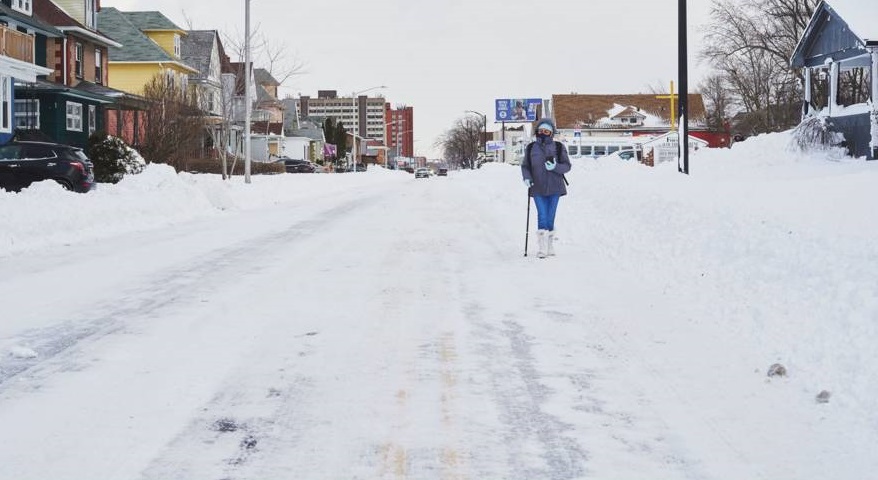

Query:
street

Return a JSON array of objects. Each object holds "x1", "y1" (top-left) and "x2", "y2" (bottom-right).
[{"x1": 0, "y1": 165, "x2": 874, "y2": 479}]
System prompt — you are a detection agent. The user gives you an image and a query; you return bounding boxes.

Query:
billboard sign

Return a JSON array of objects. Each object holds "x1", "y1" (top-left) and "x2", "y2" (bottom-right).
[
  {"x1": 495, "y1": 98, "x2": 541, "y2": 123},
  {"x1": 486, "y1": 140, "x2": 506, "y2": 152}
]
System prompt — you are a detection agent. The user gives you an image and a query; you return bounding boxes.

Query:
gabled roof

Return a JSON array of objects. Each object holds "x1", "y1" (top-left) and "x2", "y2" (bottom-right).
[
  {"x1": 553, "y1": 94, "x2": 706, "y2": 129},
  {"x1": 823, "y1": 0, "x2": 878, "y2": 42},
  {"x1": 254, "y1": 68, "x2": 279, "y2": 86},
  {"x1": 181, "y1": 30, "x2": 217, "y2": 79},
  {"x1": 0, "y1": 3, "x2": 63, "y2": 37},
  {"x1": 611, "y1": 106, "x2": 647, "y2": 119},
  {"x1": 791, "y1": 1, "x2": 878, "y2": 68},
  {"x1": 98, "y1": 7, "x2": 195, "y2": 73},
  {"x1": 33, "y1": 0, "x2": 120, "y2": 47},
  {"x1": 120, "y1": 11, "x2": 183, "y2": 32}
]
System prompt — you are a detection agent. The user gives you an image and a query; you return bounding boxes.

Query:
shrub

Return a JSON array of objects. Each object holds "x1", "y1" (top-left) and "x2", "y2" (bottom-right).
[{"x1": 87, "y1": 131, "x2": 146, "y2": 183}]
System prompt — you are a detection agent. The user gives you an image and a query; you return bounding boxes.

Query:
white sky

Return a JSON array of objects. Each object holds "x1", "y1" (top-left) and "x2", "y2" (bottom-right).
[
  {"x1": 102, "y1": 0, "x2": 717, "y2": 157},
  {"x1": 2, "y1": 133, "x2": 878, "y2": 478}
]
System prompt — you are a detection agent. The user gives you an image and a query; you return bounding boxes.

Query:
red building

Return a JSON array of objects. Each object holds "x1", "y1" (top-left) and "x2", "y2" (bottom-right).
[{"x1": 385, "y1": 104, "x2": 413, "y2": 158}]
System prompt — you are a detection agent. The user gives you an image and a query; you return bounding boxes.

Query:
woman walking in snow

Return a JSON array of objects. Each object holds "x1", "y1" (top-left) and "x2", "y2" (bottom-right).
[{"x1": 521, "y1": 118, "x2": 571, "y2": 258}]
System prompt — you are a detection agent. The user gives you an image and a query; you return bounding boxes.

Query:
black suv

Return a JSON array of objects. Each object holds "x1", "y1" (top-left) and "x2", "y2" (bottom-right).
[
  {"x1": 276, "y1": 157, "x2": 315, "y2": 173},
  {"x1": 0, "y1": 141, "x2": 95, "y2": 193}
]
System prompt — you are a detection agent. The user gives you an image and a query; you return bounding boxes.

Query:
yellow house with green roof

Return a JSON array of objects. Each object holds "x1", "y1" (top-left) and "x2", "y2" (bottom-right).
[{"x1": 97, "y1": 7, "x2": 198, "y2": 95}]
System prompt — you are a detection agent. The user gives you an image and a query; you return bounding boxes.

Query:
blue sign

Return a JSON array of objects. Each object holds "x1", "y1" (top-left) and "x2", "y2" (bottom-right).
[{"x1": 495, "y1": 98, "x2": 541, "y2": 123}]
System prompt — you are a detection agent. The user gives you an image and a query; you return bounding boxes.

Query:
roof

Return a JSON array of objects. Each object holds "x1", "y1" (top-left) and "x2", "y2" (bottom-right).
[
  {"x1": 553, "y1": 94, "x2": 706, "y2": 129},
  {"x1": 254, "y1": 68, "x2": 279, "y2": 86},
  {"x1": 181, "y1": 30, "x2": 217, "y2": 79},
  {"x1": 33, "y1": 0, "x2": 119, "y2": 47},
  {"x1": 823, "y1": 0, "x2": 878, "y2": 42},
  {"x1": 15, "y1": 78, "x2": 114, "y2": 103},
  {"x1": 119, "y1": 11, "x2": 182, "y2": 31},
  {"x1": 790, "y1": 0, "x2": 878, "y2": 68},
  {"x1": 611, "y1": 106, "x2": 647, "y2": 119},
  {"x1": 0, "y1": 3, "x2": 63, "y2": 37},
  {"x1": 98, "y1": 7, "x2": 195, "y2": 74},
  {"x1": 98, "y1": 7, "x2": 176, "y2": 62}
]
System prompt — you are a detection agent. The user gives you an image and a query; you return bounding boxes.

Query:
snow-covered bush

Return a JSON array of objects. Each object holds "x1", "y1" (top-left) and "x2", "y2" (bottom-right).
[
  {"x1": 87, "y1": 132, "x2": 146, "y2": 183},
  {"x1": 789, "y1": 115, "x2": 845, "y2": 154}
]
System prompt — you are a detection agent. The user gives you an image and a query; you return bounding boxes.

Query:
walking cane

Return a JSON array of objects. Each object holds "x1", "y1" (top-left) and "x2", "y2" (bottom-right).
[{"x1": 523, "y1": 192, "x2": 531, "y2": 257}]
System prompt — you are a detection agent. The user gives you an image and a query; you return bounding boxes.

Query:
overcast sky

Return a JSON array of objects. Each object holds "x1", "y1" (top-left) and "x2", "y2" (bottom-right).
[{"x1": 103, "y1": 0, "x2": 716, "y2": 158}]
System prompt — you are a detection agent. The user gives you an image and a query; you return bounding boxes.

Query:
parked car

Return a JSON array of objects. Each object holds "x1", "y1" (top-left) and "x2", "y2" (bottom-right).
[
  {"x1": 276, "y1": 157, "x2": 315, "y2": 173},
  {"x1": 606, "y1": 149, "x2": 638, "y2": 161},
  {"x1": 0, "y1": 141, "x2": 95, "y2": 193},
  {"x1": 415, "y1": 168, "x2": 431, "y2": 178}
]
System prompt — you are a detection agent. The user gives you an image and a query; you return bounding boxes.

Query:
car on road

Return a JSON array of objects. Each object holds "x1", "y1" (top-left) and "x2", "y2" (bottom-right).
[
  {"x1": 607, "y1": 149, "x2": 638, "y2": 161},
  {"x1": 0, "y1": 141, "x2": 95, "y2": 193},
  {"x1": 415, "y1": 168, "x2": 431, "y2": 178},
  {"x1": 437, "y1": 167, "x2": 448, "y2": 176},
  {"x1": 276, "y1": 157, "x2": 315, "y2": 173}
]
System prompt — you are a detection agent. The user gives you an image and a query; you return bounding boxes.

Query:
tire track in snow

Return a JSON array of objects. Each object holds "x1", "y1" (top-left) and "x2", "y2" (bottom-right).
[{"x1": 0, "y1": 195, "x2": 378, "y2": 392}]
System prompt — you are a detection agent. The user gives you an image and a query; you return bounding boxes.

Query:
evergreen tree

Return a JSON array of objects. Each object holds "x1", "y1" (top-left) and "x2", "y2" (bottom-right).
[{"x1": 334, "y1": 121, "x2": 349, "y2": 168}]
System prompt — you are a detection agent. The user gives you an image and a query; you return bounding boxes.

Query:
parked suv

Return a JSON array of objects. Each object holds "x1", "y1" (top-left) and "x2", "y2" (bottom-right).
[
  {"x1": 0, "y1": 141, "x2": 95, "y2": 193},
  {"x1": 275, "y1": 157, "x2": 315, "y2": 173}
]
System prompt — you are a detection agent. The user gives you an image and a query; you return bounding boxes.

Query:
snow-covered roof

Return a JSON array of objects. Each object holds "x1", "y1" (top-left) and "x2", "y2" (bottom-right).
[{"x1": 824, "y1": 0, "x2": 878, "y2": 42}]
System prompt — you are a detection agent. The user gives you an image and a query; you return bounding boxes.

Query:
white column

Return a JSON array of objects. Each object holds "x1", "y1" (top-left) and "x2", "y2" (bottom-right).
[
  {"x1": 829, "y1": 61, "x2": 839, "y2": 116},
  {"x1": 803, "y1": 67, "x2": 812, "y2": 118},
  {"x1": 872, "y1": 48, "x2": 878, "y2": 105}
]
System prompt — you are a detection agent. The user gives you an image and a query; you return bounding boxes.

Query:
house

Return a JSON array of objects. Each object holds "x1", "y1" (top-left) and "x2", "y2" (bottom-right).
[
  {"x1": 551, "y1": 93, "x2": 729, "y2": 146},
  {"x1": 790, "y1": 0, "x2": 878, "y2": 159},
  {"x1": 97, "y1": 7, "x2": 199, "y2": 146},
  {"x1": 181, "y1": 29, "x2": 231, "y2": 158},
  {"x1": 0, "y1": 1, "x2": 57, "y2": 144},
  {"x1": 14, "y1": 0, "x2": 136, "y2": 148},
  {"x1": 228, "y1": 63, "x2": 284, "y2": 161},
  {"x1": 284, "y1": 117, "x2": 325, "y2": 162}
]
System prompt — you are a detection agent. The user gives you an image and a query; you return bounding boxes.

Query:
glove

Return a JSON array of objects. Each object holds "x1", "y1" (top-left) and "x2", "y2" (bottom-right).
[
  {"x1": 523, "y1": 178, "x2": 532, "y2": 188},
  {"x1": 545, "y1": 159, "x2": 557, "y2": 171}
]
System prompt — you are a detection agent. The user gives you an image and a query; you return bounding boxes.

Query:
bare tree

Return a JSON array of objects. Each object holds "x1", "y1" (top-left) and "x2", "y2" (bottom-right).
[
  {"x1": 140, "y1": 74, "x2": 206, "y2": 171},
  {"x1": 698, "y1": 73, "x2": 734, "y2": 131},
  {"x1": 437, "y1": 115, "x2": 483, "y2": 169},
  {"x1": 701, "y1": 0, "x2": 818, "y2": 134}
]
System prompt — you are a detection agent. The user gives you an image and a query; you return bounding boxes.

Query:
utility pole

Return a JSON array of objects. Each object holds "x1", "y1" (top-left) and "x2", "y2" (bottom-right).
[
  {"x1": 678, "y1": 0, "x2": 690, "y2": 175},
  {"x1": 243, "y1": 0, "x2": 252, "y2": 183}
]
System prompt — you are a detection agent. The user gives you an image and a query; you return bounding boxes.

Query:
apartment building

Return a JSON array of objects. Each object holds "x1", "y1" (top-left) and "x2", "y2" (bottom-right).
[
  {"x1": 385, "y1": 104, "x2": 413, "y2": 158},
  {"x1": 297, "y1": 90, "x2": 386, "y2": 144}
]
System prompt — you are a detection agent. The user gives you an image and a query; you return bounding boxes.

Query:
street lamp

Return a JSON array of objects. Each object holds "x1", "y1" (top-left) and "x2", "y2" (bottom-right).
[
  {"x1": 465, "y1": 110, "x2": 487, "y2": 169},
  {"x1": 350, "y1": 85, "x2": 387, "y2": 172}
]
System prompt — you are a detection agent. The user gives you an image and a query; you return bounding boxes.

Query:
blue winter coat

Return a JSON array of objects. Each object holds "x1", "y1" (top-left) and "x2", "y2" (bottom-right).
[{"x1": 521, "y1": 120, "x2": 571, "y2": 197}]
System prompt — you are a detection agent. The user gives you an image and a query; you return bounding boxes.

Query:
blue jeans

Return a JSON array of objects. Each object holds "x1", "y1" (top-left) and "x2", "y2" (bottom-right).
[{"x1": 533, "y1": 194, "x2": 560, "y2": 231}]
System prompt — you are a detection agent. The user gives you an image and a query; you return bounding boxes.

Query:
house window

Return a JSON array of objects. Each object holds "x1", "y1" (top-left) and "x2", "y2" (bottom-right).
[
  {"x1": 14, "y1": 99, "x2": 39, "y2": 129},
  {"x1": 11, "y1": 0, "x2": 31, "y2": 15},
  {"x1": 0, "y1": 77, "x2": 10, "y2": 133},
  {"x1": 88, "y1": 105, "x2": 96, "y2": 135},
  {"x1": 174, "y1": 34, "x2": 181, "y2": 57},
  {"x1": 85, "y1": 0, "x2": 95, "y2": 28},
  {"x1": 75, "y1": 43, "x2": 84, "y2": 78},
  {"x1": 208, "y1": 92, "x2": 215, "y2": 112},
  {"x1": 66, "y1": 102, "x2": 83, "y2": 131},
  {"x1": 94, "y1": 48, "x2": 103, "y2": 84}
]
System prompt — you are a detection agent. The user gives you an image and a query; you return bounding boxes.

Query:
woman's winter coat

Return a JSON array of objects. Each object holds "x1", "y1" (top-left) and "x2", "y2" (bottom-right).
[{"x1": 521, "y1": 119, "x2": 571, "y2": 197}]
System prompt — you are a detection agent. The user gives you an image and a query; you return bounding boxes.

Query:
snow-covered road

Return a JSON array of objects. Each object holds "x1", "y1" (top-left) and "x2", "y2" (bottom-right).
[{"x1": 2, "y1": 145, "x2": 877, "y2": 479}]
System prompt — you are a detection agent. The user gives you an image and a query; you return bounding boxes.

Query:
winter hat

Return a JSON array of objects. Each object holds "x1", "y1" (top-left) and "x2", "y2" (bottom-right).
[{"x1": 536, "y1": 120, "x2": 554, "y2": 133}]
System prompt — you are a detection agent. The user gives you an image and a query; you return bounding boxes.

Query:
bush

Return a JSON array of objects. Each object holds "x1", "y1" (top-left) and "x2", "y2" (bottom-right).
[
  {"x1": 87, "y1": 131, "x2": 146, "y2": 183},
  {"x1": 185, "y1": 157, "x2": 284, "y2": 175},
  {"x1": 789, "y1": 115, "x2": 845, "y2": 153}
]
